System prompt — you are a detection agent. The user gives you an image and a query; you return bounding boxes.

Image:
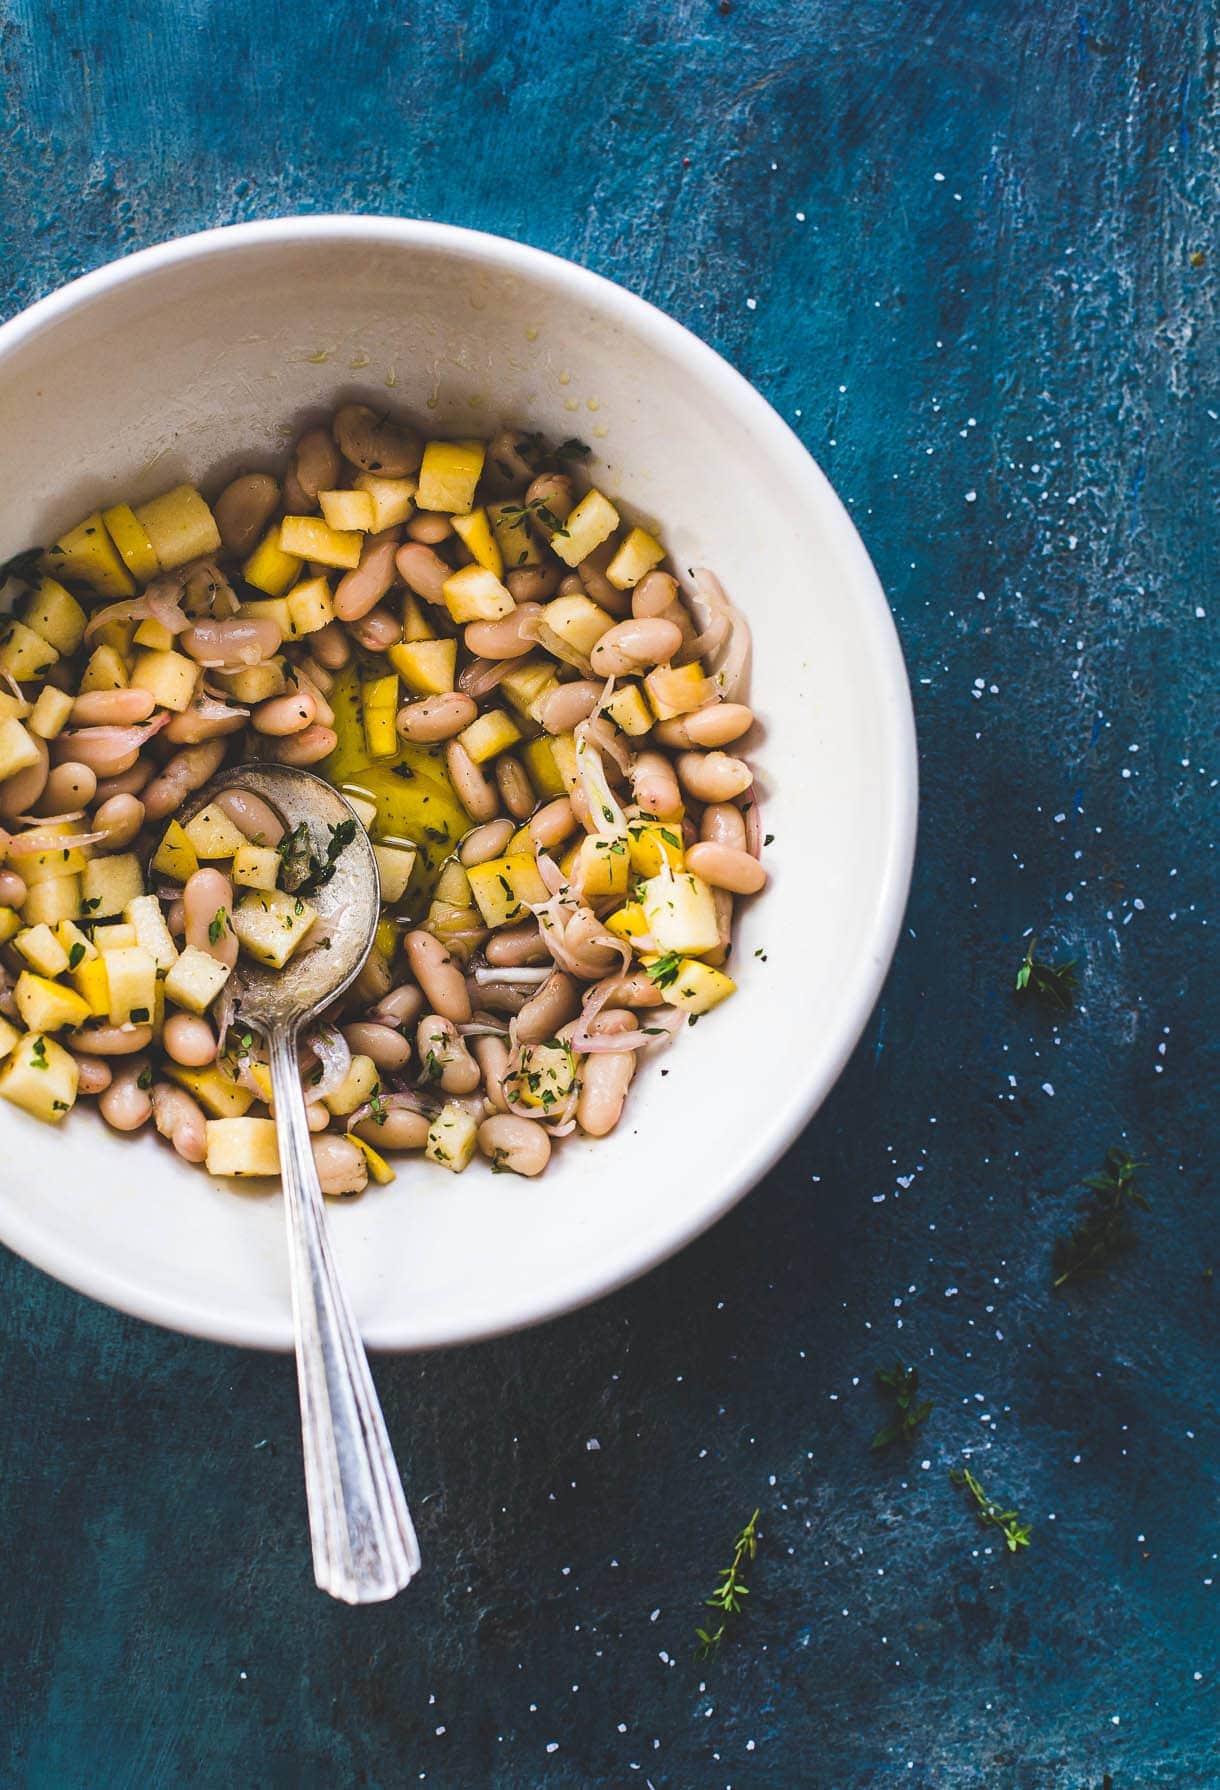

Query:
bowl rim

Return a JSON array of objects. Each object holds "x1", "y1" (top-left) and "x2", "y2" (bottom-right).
[{"x1": 0, "y1": 213, "x2": 918, "y2": 1352}]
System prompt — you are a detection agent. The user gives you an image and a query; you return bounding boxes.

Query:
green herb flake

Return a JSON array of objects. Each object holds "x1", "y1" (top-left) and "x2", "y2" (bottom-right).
[
  {"x1": 645, "y1": 952, "x2": 682, "y2": 990},
  {"x1": 1053, "y1": 1147, "x2": 1148, "y2": 1287},
  {"x1": 29, "y1": 1036, "x2": 48, "y2": 1069},
  {"x1": 136, "y1": 1064, "x2": 153, "y2": 1090},
  {"x1": 1014, "y1": 934, "x2": 1078, "y2": 1011},
  {"x1": 67, "y1": 942, "x2": 86, "y2": 970},
  {"x1": 950, "y1": 1467, "x2": 1031, "y2": 1553},
  {"x1": 208, "y1": 908, "x2": 229, "y2": 946},
  {"x1": 695, "y1": 1509, "x2": 760, "y2": 1660},
  {"x1": 870, "y1": 1360, "x2": 933, "y2": 1450}
]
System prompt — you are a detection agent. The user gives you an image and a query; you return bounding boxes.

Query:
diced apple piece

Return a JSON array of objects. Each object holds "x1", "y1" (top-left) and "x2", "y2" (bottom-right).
[
  {"x1": 425, "y1": 1102, "x2": 478, "y2": 1172},
  {"x1": 134, "y1": 484, "x2": 221, "y2": 569},
  {"x1": 605, "y1": 526, "x2": 665, "y2": 589},
  {"x1": 450, "y1": 507, "x2": 503, "y2": 576},
  {"x1": 339, "y1": 789, "x2": 378, "y2": 830},
  {"x1": 503, "y1": 659, "x2": 562, "y2": 723},
  {"x1": 15, "y1": 972, "x2": 92, "y2": 1033},
  {"x1": 15, "y1": 923, "x2": 69, "y2": 976},
  {"x1": 0, "y1": 690, "x2": 31, "y2": 721},
  {"x1": 602, "y1": 682, "x2": 654, "y2": 737},
  {"x1": 0, "y1": 907, "x2": 20, "y2": 945},
  {"x1": 81, "y1": 853, "x2": 143, "y2": 919},
  {"x1": 21, "y1": 877, "x2": 81, "y2": 927},
  {"x1": 651, "y1": 956, "x2": 736, "y2": 1014},
  {"x1": 22, "y1": 578, "x2": 87, "y2": 654},
  {"x1": 387, "y1": 637, "x2": 457, "y2": 696},
  {"x1": 318, "y1": 489, "x2": 375, "y2": 532},
  {"x1": 164, "y1": 946, "x2": 232, "y2": 1016},
  {"x1": 627, "y1": 819, "x2": 685, "y2": 875},
  {"x1": 213, "y1": 661, "x2": 287, "y2": 704},
  {"x1": 151, "y1": 820, "x2": 200, "y2": 883},
  {"x1": 550, "y1": 489, "x2": 619, "y2": 567},
  {"x1": 570, "y1": 833, "x2": 631, "y2": 899},
  {"x1": 90, "y1": 921, "x2": 137, "y2": 950},
  {"x1": 520, "y1": 735, "x2": 567, "y2": 799},
  {"x1": 168, "y1": 1062, "x2": 253, "y2": 1118},
  {"x1": 361, "y1": 672, "x2": 399, "y2": 759},
  {"x1": 354, "y1": 472, "x2": 416, "y2": 531},
  {"x1": 416, "y1": 440, "x2": 485, "y2": 514},
  {"x1": 457, "y1": 708, "x2": 521, "y2": 764},
  {"x1": 0, "y1": 1031, "x2": 78, "y2": 1123},
  {"x1": 279, "y1": 515, "x2": 363, "y2": 570},
  {"x1": 285, "y1": 574, "x2": 335, "y2": 636},
  {"x1": 239, "y1": 595, "x2": 293, "y2": 636},
  {"x1": 78, "y1": 644, "x2": 128, "y2": 693},
  {"x1": 510, "y1": 1040, "x2": 576, "y2": 1111},
  {"x1": 9, "y1": 820, "x2": 90, "y2": 884},
  {"x1": 638, "y1": 871, "x2": 721, "y2": 954},
  {"x1": 43, "y1": 512, "x2": 135, "y2": 597},
  {"x1": 70, "y1": 954, "x2": 109, "y2": 1016},
  {"x1": 243, "y1": 527, "x2": 302, "y2": 596},
  {"x1": 466, "y1": 852, "x2": 551, "y2": 928},
  {"x1": 133, "y1": 617, "x2": 175, "y2": 650},
  {"x1": 0, "y1": 618, "x2": 58, "y2": 682},
  {"x1": 441, "y1": 563, "x2": 515, "y2": 624},
  {"x1": 321, "y1": 1052, "x2": 380, "y2": 1118},
  {"x1": 124, "y1": 893, "x2": 179, "y2": 971},
  {"x1": 55, "y1": 919, "x2": 97, "y2": 963},
  {"x1": 434, "y1": 860, "x2": 471, "y2": 905},
  {"x1": 604, "y1": 900, "x2": 649, "y2": 943},
  {"x1": 28, "y1": 686, "x2": 74, "y2": 740},
  {"x1": 488, "y1": 499, "x2": 542, "y2": 569},
  {"x1": 644, "y1": 662, "x2": 715, "y2": 719},
  {"x1": 204, "y1": 1116, "x2": 280, "y2": 1177},
  {"x1": 102, "y1": 503, "x2": 160, "y2": 582},
  {"x1": 231, "y1": 845, "x2": 281, "y2": 892},
  {"x1": 535, "y1": 593, "x2": 615, "y2": 660},
  {"x1": 401, "y1": 592, "x2": 436, "y2": 640},
  {"x1": 183, "y1": 804, "x2": 248, "y2": 861},
  {"x1": 100, "y1": 945, "x2": 157, "y2": 1025},
  {"x1": 231, "y1": 889, "x2": 317, "y2": 968},
  {"x1": 372, "y1": 842, "x2": 417, "y2": 902},
  {"x1": 0, "y1": 1014, "x2": 19, "y2": 1062},
  {"x1": 130, "y1": 647, "x2": 199, "y2": 712}
]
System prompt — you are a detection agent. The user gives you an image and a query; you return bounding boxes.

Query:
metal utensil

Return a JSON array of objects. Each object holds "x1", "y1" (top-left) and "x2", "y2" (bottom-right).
[{"x1": 176, "y1": 762, "x2": 419, "y2": 1604}]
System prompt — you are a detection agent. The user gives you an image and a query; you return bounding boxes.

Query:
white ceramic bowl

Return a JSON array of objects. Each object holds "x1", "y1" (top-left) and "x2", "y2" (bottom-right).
[{"x1": 0, "y1": 217, "x2": 916, "y2": 1350}]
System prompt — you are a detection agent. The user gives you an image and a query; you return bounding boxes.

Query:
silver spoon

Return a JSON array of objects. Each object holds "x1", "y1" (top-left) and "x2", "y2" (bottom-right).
[{"x1": 176, "y1": 762, "x2": 419, "y2": 1604}]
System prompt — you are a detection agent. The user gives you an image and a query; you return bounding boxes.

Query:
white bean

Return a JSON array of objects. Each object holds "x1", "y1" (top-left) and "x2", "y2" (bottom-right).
[
  {"x1": 675, "y1": 750, "x2": 754, "y2": 803},
  {"x1": 684, "y1": 840, "x2": 766, "y2": 895},
  {"x1": 464, "y1": 604, "x2": 542, "y2": 660},
  {"x1": 162, "y1": 1012, "x2": 217, "y2": 1066},
  {"x1": 515, "y1": 972, "x2": 580, "y2": 1045},
  {"x1": 333, "y1": 404, "x2": 421, "y2": 478},
  {"x1": 416, "y1": 1014, "x2": 481, "y2": 1094},
  {"x1": 477, "y1": 1114, "x2": 551, "y2": 1177},
  {"x1": 355, "y1": 1107, "x2": 430, "y2": 1151},
  {"x1": 589, "y1": 617, "x2": 682, "y2": 677},
  {"x1": 405, "y1": 929, "x2": 471, "y2": 1023},
  {"x1": 271, "y1": 724, "x2": 338, "y2": 766},
  {"x1": 214, "y1": 787, "x2": 285, "y2": 847},
  {"x1": 312, "y1": 1133, "x2": 369, "y2": 1197},
  {"x1": 151, "y1": 1081, "x2": 207, "y2": 1162},
  {"x1": 655, "y1": 703, "x2": 754, "y2": 749},
  {"x1": 342, "y1": 1021, "x2": 412, "y2": 1072},
  {"x1": 215, "y1": 472, "x2": 280, "y2": 556},
  {"x1": 459, "y1": 819, "x2": 516, "y2": 866},
  {"x1": 397, "y1": 693, "x2": 476, "y2": 742},
  {"x1": 143, "y1": 742, "x2": 227, "y2": 821},
  {"x1": 91, "y1": 793, "x2": 145, "y2": 853},
  {"x1": 99, "y1": 1062, "x2": 153, "y2": 1132},
  {"x1": 445, "y1": 740, "x2": 500, "y2": 823},
  {"x1": 183, "y1": 868, "x2": 238, "y2": 967}
]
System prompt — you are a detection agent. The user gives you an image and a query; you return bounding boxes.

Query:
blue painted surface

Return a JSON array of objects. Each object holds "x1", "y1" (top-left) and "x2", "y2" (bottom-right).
[{"x1": 1, "y1": 3, "x2": 1217, "y2": 1785}]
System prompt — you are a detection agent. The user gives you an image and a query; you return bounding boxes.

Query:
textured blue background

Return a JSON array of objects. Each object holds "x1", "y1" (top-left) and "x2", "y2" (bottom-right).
[{"x1": 0, "y1": 3, "x2": 1216, "y2": 1786}]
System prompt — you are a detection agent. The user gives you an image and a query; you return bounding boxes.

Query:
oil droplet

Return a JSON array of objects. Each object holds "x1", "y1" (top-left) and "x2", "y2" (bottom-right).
[
  {"x1": 593, "y1": 425, "x2": 609, "y2": 439},
  {"x1": 304, "y1": 349, "x2": 331, "y2": 365},
  {"x1": 384, "y1": 366, "x2": 398, "y2": 388},
  {"x1": 559, "y1": 371, "x2": 572, "y2": 386},
  {"x1": 564, "y1": 398, "x2": 580, "y2": 412},
  {"x1": 349, "y1": 351, "x2": 370, "y2": 370},
  {"x1": 525, "y1": 326, "x2": 540, "y2": 342},
  {"x1": 466, "y1": 393, "x2": 487, "y2": 410},
  {"x1": 426, "y1": 394, "x2": 440, "y2": 410},
  {"x1": 586, "y1": 397, "x2": 601, "y2": 412}
]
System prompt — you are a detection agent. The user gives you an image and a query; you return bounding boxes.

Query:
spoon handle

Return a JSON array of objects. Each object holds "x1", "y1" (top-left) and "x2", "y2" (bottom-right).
[{"x1": 268, "y1": 1023, "x2": 420, "y2": 1603}]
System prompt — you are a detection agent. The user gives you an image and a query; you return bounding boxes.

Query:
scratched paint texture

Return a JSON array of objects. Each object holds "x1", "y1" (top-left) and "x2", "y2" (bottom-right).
[{"x1": 0, "y1": 2, "x2": 1216, "y2": 1785}]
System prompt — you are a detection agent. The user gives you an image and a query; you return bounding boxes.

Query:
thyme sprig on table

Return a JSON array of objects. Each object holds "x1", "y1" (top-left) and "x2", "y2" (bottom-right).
[
  {"x1": 871, "y1": 1360, "x2": 934, "y2": 1450},
  {"x1": 695, "y1": 1509, "x2": 760, "y2": 1660},
  {"x1": 1053, "y1": 1148, "x2": 1147, "y2": 1287},
  {"x1": 1015, "y1": 935, "x2": 1078, "y2": 1011},
  {"x1": 950, "y1": 1467, "x2": 1031, "y2": 1553}
]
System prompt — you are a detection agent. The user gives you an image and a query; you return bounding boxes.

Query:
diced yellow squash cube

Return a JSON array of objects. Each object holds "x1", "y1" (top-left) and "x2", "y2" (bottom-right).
[
  {"x1": 14, "y1": 972, "x2": 92, "y2": 1033},
  {"x1": 638, "y1": 871, "x2": 721, "y2": 954},
  {"x1": 321, "y1": 1052, "x2": 380, "y2": 1118},
  {"x1": 0, "y1": 618, "x2": 58, "y2": 682},
  {"x1": 374, "y1": 916, "x2": 399, "y2": 962},
  {"x1": 604, "y1": 901, "x2": 650, "y2": 943},
  {"x1": 644, "y1": 662, "x2": 716, "y2": 719},
  {"x1": 279, "y1": 514, "x2": 363, "y2": 570},
  {"x1": 416, "y1": 439, "x2": 485, "y2": 514},
  {"x1": 488, "y1": 499, "x2": 542, "y2": 569},
  {"x1": 441, "y1": 563, "x2": 515, "y2": 624},
  {"x1": 231, "y1": 889, "x2": 317, "y2": 968},
  {"x1": 651, "y1": 956, "x2": 736, "y2": 1014},
  {"x1": 0, "y1": 690, "x2": 32, "y2": 721},
  {"x1": 163, "y1": 945, "x2": 232, "y2": 1015},
  {"x1": 510, "y1": 1040, "x2": 576, "y2": 1112},
  {"x1": 22, "y1": 578, "x2": 87, "y2": 654},
  {"x1": 372, "y1": 842, "x2": 417, "y2": 902},
  {"x1": 231, "y1": 844, "x2": 281, "y2": 891},
  {"x1": 354, "y1": 471, "x2": 416, "y2": 531},
  {"x1": 549, "y1": 731, "x2": 580, "y2": 797},
  {"x1": 124, "y1": 893, "x2": 179, "y2": 971},
  {"x1": 91, "y1": 921, "x2": 137, "y2": 950},
  {"x1": 28, "y1": 685, "x2": 74, "y2": 740},
  {"x1": 550, "y1": 489, "x2": 620, "y2": 567},
  {"x1": 100, "y1": 944, "x2": 157, "y2": 1025},
  {"x1": 285, "y1": 574, "x2": 335, "y2": 636},
  {"x1": 361, "y1": 672, "x2": 399, "y2": 759},
  {"x1": 535, "y1": 593, "x2": 615, "y2": 659},
  {"x1": 346, "y1": 1132, "x2": 396, "y2": 1184},
  {"x1": 466, "y1": 851, "x2": 550, "y2": 928},
  {"x1": 602, "y1": 682, "x2": 654, "y2": 737},
  {"x1": 21, "y1": 876, "x2": 81, "y2": 927},
  {"x1": 0, "y1": 1031, "x2": 78, "y2": 1123},
  {"x1": 168, "y1": 1062, "x2": 253, "y2": 1119},
  {"x1": 401, "y1": 592, "x2": 436, "y2": 641},
  {"x1": 102, "y1": 503, "x2": 160, "y2": 582},
  {"x1": 387, "y1": 637, "x2": 457, "y2": 697},
  {"x1": 15, "y1": 923, "x2": 69, "y2": 976},
  {"x1": 606, "y1": 526, "x2": 666, "y2": 589},
  {"x1": 318, "y1": 488, "x2": 375, "y2": 532},
  {"x1": 55, "y1": 919, "x2": 97, "y2": 963},
  {"x1": 70, "y1": 953, "x2": 109, "y2": 1017},
  {"x1": 238, "y1": 596, "x2": 293, "y2": 636},
  {"x1": 627, "y1": 819, "x2": 685, "y2": 875},
  {"x1": 130, "y1": 647, "x2": 199, "y2": 712},
  {"x1": 204, "y1": 1115, "x2": 280, "y2": 1177},
  {"x1": 81, "y1": 853, "x2": 143, "y2": 919},
  {"x1": 0, "y1": 1014, "x2": 19, "y2": 1062},
  {"x1": 184, "y1": 803, "x2": 248, "y2": 861},
  {"x1": 520, "y1": 735, "x2": 567, "y2": 799},
  {"x1": 451, "y1": 507, "x2": 503, "y2": 576},
  {"x1": 498, "y1": 657, "x2": 558, "y2": 720},
  {"x1": 0, "y1": 907, "x2": 20, "y2": 945},
  {"x1": 151, "y1": 819, "x2": 200, "y2": 883},
  {"x1": 571, "y1": 833, "x2": 631, "y2": 899},
  {"x1": 457, "y1": 707, "x2": 521, "y2": 764},
  {"x1": 243, "y1": 526, "x2": 302, "y2": 596},
  {"x1": 425, "y1": 1102, "x2": 478, "y2": 1171},
  {"x1": 133, "y1": 617, "x2": 176, "y2": 651},
  {"x1": 134, "y1": 484, "x2": 220, "y2": 569},
  {"x1": 44, "y1": 512, "x2": 135, "y2": 597},
  {"x1": 78, "y1": 644, "x2": 128, "y2": 693}
]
